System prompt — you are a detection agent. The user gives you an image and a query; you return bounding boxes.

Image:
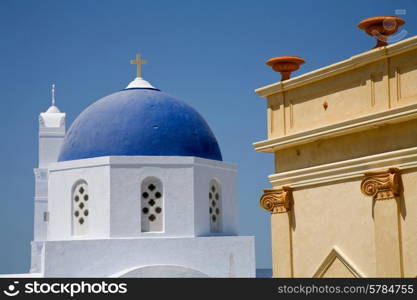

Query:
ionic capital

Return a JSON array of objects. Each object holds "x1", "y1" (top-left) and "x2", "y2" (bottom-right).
[
  {"x1": 260, "y1": 186, "x2": 293, "y2": 214},
  {"x1": 361, "y1": 168, "x2": 401, "y2": 200}
]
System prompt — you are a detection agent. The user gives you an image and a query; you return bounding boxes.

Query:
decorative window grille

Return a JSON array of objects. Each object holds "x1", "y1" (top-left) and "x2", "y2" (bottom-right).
[
  {"x1": 141, "y1": 178, "x2": 163, "y2": 232},
  {"x1": 209, "y1": 179, "x2": 222, "y2": 233},
  {"x1": 72, "y1": 181, "x2": 89, "y2": 236}
]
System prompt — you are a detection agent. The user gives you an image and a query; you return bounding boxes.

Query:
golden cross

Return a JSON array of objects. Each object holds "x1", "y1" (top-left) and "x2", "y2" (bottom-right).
[{"x1": 130, "y1": 53, "x2": 147, "y2": 78}]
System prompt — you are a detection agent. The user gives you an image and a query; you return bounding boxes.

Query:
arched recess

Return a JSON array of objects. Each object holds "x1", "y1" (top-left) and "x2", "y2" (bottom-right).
[
  {"x1": 113, "y1": 265, "x2": 209, "y2": 278},
  {"x1": 72, "y1": 180, "x2": 89, "y2": 236},
  {"x1": 209, "y1": 178, "x2": 222, "y2": 233},
  {"x1": 141, "y1": 177, "x2": 164, "y2": 232}
]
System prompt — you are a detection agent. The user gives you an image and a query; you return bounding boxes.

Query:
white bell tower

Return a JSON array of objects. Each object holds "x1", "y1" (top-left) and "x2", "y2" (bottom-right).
[{"x1": 31, "y1": 85, "x2": 65, "y2": 273}]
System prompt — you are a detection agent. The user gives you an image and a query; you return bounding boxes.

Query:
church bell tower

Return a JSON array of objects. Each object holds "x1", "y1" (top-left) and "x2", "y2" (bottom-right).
[{"x1": 31, "y1": 85, "x2": 65, "y2": 273}]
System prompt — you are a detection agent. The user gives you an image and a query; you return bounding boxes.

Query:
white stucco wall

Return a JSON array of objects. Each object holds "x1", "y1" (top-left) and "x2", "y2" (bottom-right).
[
  {"x1": 108, "y1": 157, "x2": 195, "y2": 237},
  {"x1": 44, "y1": 156, "x2": 254, "y2": 277},
  {"x1": 48, "y1": 159, "x2": 111, "y2": 240},
  {"x1": 33, "y1": 168, "x2": 48, "y2": 241},
  {"x1": 194, "y1": 161, "x2": 238, "y2": 236},
  {"x1": 48, "y1": 156, "x2": 238, "y2": 239},
  {"x1": 33, "y1": 110, "x2": 65, "y2": 245},
  {"x1": 30, "y1": 241, "x2": 45, "y2": 274},
  {"x1": 38, "y1": 112, "x2": 65, "y2": 169},
  {"x1": 42, "y1": 236, "x2": 255, "y2": 277}
]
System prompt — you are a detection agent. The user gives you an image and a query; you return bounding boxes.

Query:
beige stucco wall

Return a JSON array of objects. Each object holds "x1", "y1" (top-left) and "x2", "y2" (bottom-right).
[
  {"x1": 275, "y1": 118, "x2": 417, "y2": 172},
  {"x1": 255, "y1": 36, "x2": 417, "y2": 277},
  {"x1": 263, "y1": 46, "x2": 417, "y2": 141},
  {"x1": 291, "y1": 180, "x2": 375, "y2": 277},
  {"x1": 400, "y1": 170, "x2": 417, "y2": 277},
  {"x1": 322, "y1": 257, "x2": 356, "y2": 278}
]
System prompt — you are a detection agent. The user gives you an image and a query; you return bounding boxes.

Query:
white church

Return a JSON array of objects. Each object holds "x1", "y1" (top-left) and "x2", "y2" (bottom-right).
[{"x1": 4, "y1": 55, "x2": 255, "y2": 277}]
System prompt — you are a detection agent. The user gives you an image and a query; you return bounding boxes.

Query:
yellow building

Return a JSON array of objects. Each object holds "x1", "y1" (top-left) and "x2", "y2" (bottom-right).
[{"x1": 254, "y1": 20, "x2": 417, "y2": 277}]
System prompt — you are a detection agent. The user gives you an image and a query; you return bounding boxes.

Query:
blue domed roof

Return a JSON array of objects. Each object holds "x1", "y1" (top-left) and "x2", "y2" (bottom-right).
[{"x1": 58, "y1": 88, "x2": 222, "y2": 161}]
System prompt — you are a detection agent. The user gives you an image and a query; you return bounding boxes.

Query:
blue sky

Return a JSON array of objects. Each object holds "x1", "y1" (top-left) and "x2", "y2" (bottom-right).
[{"x1": 0, "y1": 0, "x2": 416, "y2": 273}]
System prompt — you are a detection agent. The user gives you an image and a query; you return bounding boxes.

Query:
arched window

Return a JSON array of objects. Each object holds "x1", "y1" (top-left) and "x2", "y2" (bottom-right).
[
  {"x1": 209, "y1": 179, "x2": 222, "y2": 233},
  {"x1": 141, "y1": 177, "x2": 163, "y2": 232},
  {"x1": 72, "y1": 180, "x2": 89, "y2": 236}
]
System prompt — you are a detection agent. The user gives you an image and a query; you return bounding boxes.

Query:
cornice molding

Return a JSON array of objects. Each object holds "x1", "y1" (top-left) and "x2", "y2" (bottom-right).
[
  {"x1": 49, "y1": 156, "x2": 236, "y2": 172},
  {"x1": 254, "y1": 102, "x2": 417, "y2": 153},
  {"x1": 269, "y1": 146, "x2": 417, "y2": 189},
  {"x1": 255, "y1": 36, "x2": 417, "y2": 98}
]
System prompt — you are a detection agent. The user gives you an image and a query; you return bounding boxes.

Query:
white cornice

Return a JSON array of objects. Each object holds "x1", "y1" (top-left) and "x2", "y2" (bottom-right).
[
  {"x1": 254, "y1": 102, "x2": 417, "y2": 153},
  {"x1": 39, "y1": 132, "x2": 65, "y2": 138},
  {"x1": 48, "y1": 156, "x2": 236, "y2": 172},
  {"x1": 255, "y1": 35, "x2": 417, "y2": 98},
  {"x1": 269, "y1": 146, "x2": 417, "y2": 189}
]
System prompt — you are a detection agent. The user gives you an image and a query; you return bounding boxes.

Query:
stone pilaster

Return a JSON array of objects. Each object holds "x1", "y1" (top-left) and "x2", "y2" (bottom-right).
[
  {"x1": 361, "y1": 168, "x2": 403, "y2": 277},
  {"x1": 260, "y1": 187, "x2": 293, "y2": 278}
]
